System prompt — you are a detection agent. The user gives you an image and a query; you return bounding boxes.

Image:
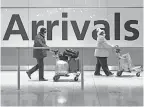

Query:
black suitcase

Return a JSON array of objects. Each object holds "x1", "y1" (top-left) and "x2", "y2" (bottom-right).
[{"x1": 68, "y1": 58, "x2": 80, "y2": 73}]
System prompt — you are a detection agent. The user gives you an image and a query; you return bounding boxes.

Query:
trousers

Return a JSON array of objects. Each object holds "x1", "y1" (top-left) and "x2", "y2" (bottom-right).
[
  {"x1": 95, "y1": 57, "x2": 110, "y2": 76},
  {"x1": 28, "y1": 58, "x2": 44, "y2": 79}
]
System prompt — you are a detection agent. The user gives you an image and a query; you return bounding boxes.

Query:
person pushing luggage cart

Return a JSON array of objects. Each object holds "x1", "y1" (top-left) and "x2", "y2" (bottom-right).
[
  {"x1": 94, "y1": 28, "x2": 115, "y2": 76},
  {"x1": 26, "y1": 27, "x2": 56, "y2": 81}
]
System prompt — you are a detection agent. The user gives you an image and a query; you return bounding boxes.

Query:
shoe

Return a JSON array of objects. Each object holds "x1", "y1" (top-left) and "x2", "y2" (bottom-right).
[
  {"x1": 39, "y1": 78, "x2": 48, "y2": 81},
  {"x1": 94, "y1": 73, "x2": 102, "y2": 76},
  {"x1": 26, "y1": 71, "x2": 31, "y2": 79},
  {"x1": 109, "y1": 72, "x2": 114, "y2": 75},
  {"x1": 107, "y1": 72, "x2": 114, "y2": 76}
]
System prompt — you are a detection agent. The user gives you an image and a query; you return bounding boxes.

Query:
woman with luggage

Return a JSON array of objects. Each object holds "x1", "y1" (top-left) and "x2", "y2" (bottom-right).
[{"x1": 94, "y1": 28, "x2": 114, "y2": 76}]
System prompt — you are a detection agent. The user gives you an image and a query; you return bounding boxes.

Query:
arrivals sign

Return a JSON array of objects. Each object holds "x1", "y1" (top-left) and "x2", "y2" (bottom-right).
[{"x1": 1, "y1": 8, "x2": 143, "y2": 47}]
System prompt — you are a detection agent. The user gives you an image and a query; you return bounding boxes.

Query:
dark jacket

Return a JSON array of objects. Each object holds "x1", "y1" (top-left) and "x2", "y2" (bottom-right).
[{"x1": 33, "y1": 32, "x2": 48, "y2": 59}]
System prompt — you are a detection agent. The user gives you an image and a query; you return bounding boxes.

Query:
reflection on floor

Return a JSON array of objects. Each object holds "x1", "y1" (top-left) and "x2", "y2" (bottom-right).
[{"x1": 1, "y1": 71, "x2": 143, "y2": 106}]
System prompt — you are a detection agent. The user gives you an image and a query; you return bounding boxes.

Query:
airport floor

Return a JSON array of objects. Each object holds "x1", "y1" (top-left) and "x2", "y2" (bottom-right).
[{"x1": 1, "y1": 71, "x2": 143, "y2": 106}]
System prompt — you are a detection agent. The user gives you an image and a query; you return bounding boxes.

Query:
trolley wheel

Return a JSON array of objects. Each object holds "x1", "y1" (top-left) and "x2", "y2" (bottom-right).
[
  {"x1": 117, "y1": 71, "x2": 123, "y2": 76},
  {"x1": 53, "y1": 75, "x2": 60, "y2": 81},
  {"x1": 136, "y1": 72, "x2": 140, "y2": 77},
  {"x1": 74, "y1": 77, "x2": 78, "y2": 81}
]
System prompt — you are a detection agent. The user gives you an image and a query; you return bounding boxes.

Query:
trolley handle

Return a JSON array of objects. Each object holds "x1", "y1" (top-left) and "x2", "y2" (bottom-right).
[
  {"x1": 50, "y1": 49, "x2": 59, "y2": 55},
  {"x1": 114, "y1": 45, "x2": 121, "y2": 54}
]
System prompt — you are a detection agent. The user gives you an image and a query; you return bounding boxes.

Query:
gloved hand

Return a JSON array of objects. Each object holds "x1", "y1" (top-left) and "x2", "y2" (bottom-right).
[
  {"x1": 46, "y1": 48, "x2": 50, "y2": 51},
  {"x1": 114, "y1": 45, "x2": 120, "y2": 53},
  {"x1": 111, "y1": 45, "x2": 120, "y2": 53},
  {"x1": 49, "y1": 49, "x2": 59, "y2": 55},
  {"x1": 112, "y1": 45, "x2": 118, "y2": 49},
  {"x1": 114, "y1": 45, "x2": 119, "y2": 48}
]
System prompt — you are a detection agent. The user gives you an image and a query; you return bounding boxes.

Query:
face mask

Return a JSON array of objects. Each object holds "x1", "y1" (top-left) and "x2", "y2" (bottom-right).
[
  {"x1": 41, "y1": 30, "x2": 46, "y2": 35},
  {"x1": 44, "y1": 30, "x2": 46, "y2": 33}
]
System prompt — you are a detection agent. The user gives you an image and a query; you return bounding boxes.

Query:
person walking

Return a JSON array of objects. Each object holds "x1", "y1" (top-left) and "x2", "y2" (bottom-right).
[
  {"x1": 94, "y1": 28, "x2": 114, "y2": 76},
  {"x1": 26, "y1": 27, "x2": 49, "y2": 81}
]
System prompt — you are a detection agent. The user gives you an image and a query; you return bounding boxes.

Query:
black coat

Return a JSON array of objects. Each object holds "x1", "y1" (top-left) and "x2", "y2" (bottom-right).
[{"x1": 33, "y1": 32, "x2": 48, "y2": 59}]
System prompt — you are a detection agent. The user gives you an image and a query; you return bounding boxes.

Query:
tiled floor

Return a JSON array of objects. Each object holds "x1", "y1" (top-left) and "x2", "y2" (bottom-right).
[{"x1": 1, "y1": 71, "x2": 143, "y2": 106}]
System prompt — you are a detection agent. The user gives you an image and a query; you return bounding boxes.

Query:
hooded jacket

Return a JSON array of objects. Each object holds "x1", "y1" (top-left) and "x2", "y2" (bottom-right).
[{"x1": 94, "y1": 29, "x2": 113, "y2": 57}]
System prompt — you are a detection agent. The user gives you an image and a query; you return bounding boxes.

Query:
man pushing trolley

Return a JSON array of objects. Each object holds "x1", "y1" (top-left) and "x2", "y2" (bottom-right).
[{"x1": 26, "y1": 28, "x2": 50, "y2": 81}]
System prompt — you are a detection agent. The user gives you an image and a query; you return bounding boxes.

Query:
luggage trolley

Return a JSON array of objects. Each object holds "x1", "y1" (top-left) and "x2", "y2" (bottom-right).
[
  {"x1": 114, "y1": 45, "x2": 142, "y2": 77},
  {"x1": 52, "y1": 49, "x2": 80, "y2": 81}
]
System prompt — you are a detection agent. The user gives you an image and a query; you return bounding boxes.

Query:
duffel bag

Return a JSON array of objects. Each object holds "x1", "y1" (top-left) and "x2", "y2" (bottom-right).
[
  {"x1": 63, "y1": 49, "x2": 79, "y2": 58},
  {"x1": 59, "y1": 53, "x2": 68, "y2": 61}
]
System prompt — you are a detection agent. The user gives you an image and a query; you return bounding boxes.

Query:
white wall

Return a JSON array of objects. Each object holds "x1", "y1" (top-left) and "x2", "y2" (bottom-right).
[
  {"x1": 1, "y1": 0, "x2": 143, "y2": 47},
  {"x1": 1, "y1": 0, "x2": 143, "y2": 7}
]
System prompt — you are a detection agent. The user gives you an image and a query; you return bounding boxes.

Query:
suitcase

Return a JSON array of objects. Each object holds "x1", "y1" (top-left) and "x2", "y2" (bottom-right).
[
  {"x1": 55, "y1": 60, "x2": 69, "y2": 75},
  {"x1": 68, "y1": 58, "x2": 80, "y2": 73}
]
